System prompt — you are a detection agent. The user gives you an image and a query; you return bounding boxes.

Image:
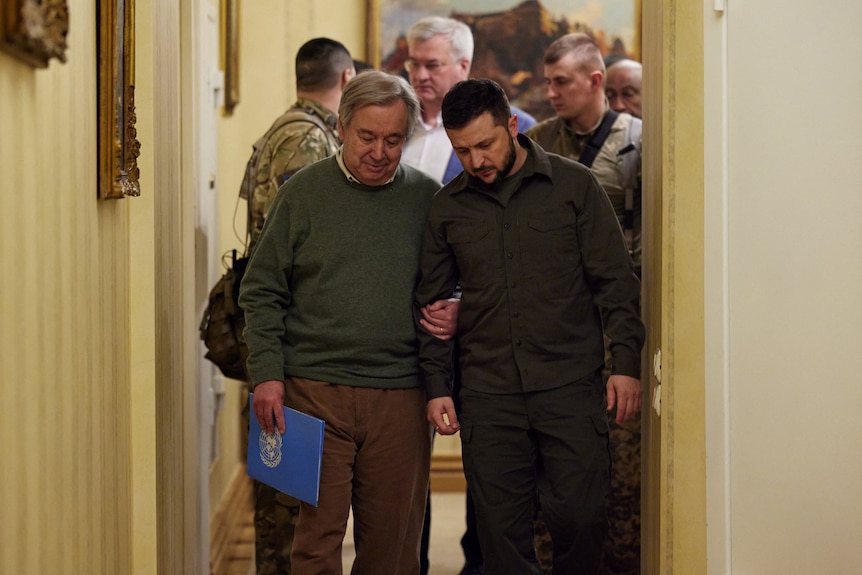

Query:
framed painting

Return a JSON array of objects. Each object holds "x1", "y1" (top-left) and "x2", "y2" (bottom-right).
[
  {"x1": 0, "y1": 0, "x2": 69, "y2": 68},
  {"x1": 98, "y1": 0, "x2": 141, "y2": 198},
  {"x1": 369, "y1": 0, "x2": 640, "y2": 121}
]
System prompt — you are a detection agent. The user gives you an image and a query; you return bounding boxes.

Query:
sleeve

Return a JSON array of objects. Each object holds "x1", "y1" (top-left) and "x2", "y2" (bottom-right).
[
  {"x1": 413, "y1": 200, "x2": 460, "y2": 400},
  {"x1": 576, "y1": 170, "x2": 645, "y2": 378},
  {"x1": 239, "y1": 187, "x2": 296, "y2": 387}
]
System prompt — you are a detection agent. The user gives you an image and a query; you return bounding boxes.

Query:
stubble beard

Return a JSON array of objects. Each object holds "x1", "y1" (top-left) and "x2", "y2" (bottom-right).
[{"x1": 482, "y1": 138, "x2": 517, "y2": 189}]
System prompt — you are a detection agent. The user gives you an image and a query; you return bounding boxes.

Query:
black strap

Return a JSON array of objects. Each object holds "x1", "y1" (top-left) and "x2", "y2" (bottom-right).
[{"x1": 578, "y1": 110, "x2": 619, "y2": 168}]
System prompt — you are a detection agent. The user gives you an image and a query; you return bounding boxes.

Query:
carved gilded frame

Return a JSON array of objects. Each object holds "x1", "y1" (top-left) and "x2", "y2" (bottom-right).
[
  {"x1": 98, "y1": 0, "x2": 140, "y2": 198},
  {"x1": 0, "y1": 0, "x2": 69, "y2": 68}
]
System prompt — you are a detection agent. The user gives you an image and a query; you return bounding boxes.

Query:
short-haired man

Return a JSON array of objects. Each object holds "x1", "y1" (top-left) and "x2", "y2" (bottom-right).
[
  {"x1": 415, "y1": 78, "x2": 644, "y2": 575},
  {"x1": 403, "y1": 16, "x2": 536, "y2": 185},
  {"x1": 605, "y1": 58, "x2": 642, "y2": 119},
  {"x1": 242, "y1": 36, "x2": 354, "y2": 575},
  {"x1": 246, "y1": 38, "x2": 355, "y2": 251},
  {"x1": 526, "y1": 33, "x2": 641, "y2": 272},
  {"x1": 525, "y1": 33, "x2": 644, "y2": 574},
  {"x1": 240, "y1": 71, "x2": 443, "y2": 575}
]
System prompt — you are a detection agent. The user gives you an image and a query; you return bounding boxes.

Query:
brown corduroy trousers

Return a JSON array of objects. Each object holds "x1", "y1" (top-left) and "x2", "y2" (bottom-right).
[{"x1": 284, "y1": 377, "x2": 431, "y2": 575}]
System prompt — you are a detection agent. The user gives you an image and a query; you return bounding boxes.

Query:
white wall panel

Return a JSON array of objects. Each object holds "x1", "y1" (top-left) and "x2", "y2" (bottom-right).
[{"x1": 707, "y1": 0, "x2": 862, "y2": 572}]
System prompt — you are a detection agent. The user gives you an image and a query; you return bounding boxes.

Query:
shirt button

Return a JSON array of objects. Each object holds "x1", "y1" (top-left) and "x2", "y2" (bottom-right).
[
  {"x1": 504, "y1": 223, "x2": 511, "y2": 230},
  {"x1": 515, "y1": 339, "x2": 522, "y2": 346},
  {"x1": 506, "y1": 252, "x2": 514, "y2": 259},
  {"x1": 511, "y1": 282, "x2": 517, "y2": 288},
  {"x1": 513, "y1": 311, "x2": 520, "y2": 318}
]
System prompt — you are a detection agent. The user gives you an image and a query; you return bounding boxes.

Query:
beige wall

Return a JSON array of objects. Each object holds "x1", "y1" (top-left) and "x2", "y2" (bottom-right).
[
  {"x1": 131, "y1": 0, "x2": 158, "y2": 571},
  {"x1": 0, "y1": 0, "x2": 134, "y2": 572}
]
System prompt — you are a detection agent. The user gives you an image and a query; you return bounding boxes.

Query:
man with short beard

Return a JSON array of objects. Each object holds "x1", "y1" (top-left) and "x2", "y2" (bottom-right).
[
  {"x1": 415, "y1": 79, "x2": 644, "y2": 575},
  {"x1": 401, "y1": 16, "x2": 537, "y2": 575}
]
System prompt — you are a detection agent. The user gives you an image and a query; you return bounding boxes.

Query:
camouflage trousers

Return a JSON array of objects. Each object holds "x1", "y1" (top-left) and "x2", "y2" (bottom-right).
[
  {"x1": 253, "y1": 480, "x2": 300, "y2": 575},
  {"x1": 243, "y1": 394, "x2": 300, "y2": 575},
  {"x1": 534, "y1": 411, "x2": 642, "y2": 575}
]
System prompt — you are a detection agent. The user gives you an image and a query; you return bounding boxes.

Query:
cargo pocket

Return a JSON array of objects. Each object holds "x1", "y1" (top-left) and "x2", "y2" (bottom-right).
[
  {"x1": 459, "y1": 419, "x2": 473, "y2": 444},
  {"x1": 591, "y1": 413, "x2": 612, "y2": 479},
  {"x1": 523, "y1": 210, "x2": 580, "y2": 277},
  {"x1": 447, "y1": 221, "x2": 500, "y2": 286},
  {"x1": 590, "y1": 413, "x2": 609, "y2": 436},
  {"x1": 458, "y1": 420, "x2": 475, "y2": 480}
]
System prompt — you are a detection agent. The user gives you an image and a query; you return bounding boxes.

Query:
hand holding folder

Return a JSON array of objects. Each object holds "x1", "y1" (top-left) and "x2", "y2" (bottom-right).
[{"x1": 247, "y1": 392, "x2": 325, "y2": 506}]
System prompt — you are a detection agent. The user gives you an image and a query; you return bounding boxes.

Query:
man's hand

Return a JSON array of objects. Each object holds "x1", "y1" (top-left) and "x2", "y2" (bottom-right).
[
  {"x1": 253, "y1": 380, "x2": 286, "y2": 435},
  {"x1": 606, "y1": 375, "x2": 643, "y2": 424},
  {"x1": 420, "y1": 298, "x2": 460, "y2": 340},
  {"x1": 427, "y1": 397, "x2": 460, "y2": 435}
]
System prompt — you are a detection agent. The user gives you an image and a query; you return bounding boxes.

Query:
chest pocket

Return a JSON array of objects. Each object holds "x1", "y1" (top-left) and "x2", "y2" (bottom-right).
[
  {"x1": 522, "y1": 210, "x2": 580, "y2": 278},
  {"x1": 447, "y1": 221, "x2": 502, "y2": 288}
]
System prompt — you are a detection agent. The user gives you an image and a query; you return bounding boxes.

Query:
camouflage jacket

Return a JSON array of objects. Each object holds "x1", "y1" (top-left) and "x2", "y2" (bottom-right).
[{"x1": 248, "y1": 98, "x2": 340, "y2": 248}]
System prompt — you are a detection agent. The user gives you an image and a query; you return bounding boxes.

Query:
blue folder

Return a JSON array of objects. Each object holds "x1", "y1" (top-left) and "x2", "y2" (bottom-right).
[{"x1": 247, "y1": 393, "x2": 325, "y2": 506}]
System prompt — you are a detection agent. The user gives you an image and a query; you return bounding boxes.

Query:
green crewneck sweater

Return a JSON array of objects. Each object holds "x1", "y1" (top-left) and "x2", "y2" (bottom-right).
[{"x1": 239, "y1": 156, "x2": 440, "y2": 389}]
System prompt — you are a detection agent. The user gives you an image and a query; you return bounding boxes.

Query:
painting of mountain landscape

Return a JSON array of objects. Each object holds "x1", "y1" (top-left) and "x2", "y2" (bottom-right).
[{"x1": 375, "y1": 0, "x2": 639, "y2": 120}]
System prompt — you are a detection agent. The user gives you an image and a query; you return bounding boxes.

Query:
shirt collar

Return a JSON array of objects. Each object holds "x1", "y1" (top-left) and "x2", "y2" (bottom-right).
[
  {"x1": 417, "y1": 111, "x2": 444, "y2": 132},
  {"x1": 567, "y1": 103, "x2": 612, "y2": 137},
  {"x1": 335, "y1": 148, "x2": 397, "y2": 186},
  {"x1": 447, "y1": 134, "x2": 552, "y2": 196}
]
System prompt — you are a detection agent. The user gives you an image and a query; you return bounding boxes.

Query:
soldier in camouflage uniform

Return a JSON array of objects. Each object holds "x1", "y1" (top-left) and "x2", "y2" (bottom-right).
[
  {"x1": 525, "y1": 34, "x2": 643, "y2": 575},
  {"x1": 243, "y1": 37, "x2": 355, "y2": 575},
  {"x1": 246, "y1": 38, "x2": 354, "y2": 251}
]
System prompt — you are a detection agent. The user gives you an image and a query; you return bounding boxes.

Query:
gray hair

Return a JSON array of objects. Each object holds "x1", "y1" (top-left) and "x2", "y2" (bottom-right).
[
  {"x1": 407, "y1": 16, "x2": 474, "y2": 64},
  {"x1": 338, "y1": 70, "x2": 421, "y2": 137}
]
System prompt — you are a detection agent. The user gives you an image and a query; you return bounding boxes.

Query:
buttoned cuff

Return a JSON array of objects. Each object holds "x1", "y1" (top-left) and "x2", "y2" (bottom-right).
[
  {"x1": 425, "y1": 374, "x2": 452, "y2": 402},
  {"x1": 611, "y1": 352, "x2": 642, "y2": 379}
]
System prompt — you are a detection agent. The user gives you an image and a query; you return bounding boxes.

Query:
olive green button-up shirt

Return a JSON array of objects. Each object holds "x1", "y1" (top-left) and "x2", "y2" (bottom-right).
[{"x1": 415, "y1": 136, "x2": 644, "y2": 399}]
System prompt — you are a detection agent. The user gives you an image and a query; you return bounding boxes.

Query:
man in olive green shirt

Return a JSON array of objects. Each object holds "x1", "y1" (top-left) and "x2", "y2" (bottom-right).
[{"x1": 415, "y1": 79, "x2": 644, "y2": 575}]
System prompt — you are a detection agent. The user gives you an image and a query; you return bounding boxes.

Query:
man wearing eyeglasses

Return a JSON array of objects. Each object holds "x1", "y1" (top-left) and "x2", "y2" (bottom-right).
[{"x1": 402, "y1": 16, "x2": 536, "y2": 186}]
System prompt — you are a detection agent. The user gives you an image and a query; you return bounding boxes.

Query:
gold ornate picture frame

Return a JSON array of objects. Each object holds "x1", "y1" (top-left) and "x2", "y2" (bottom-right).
[
  {"x1": 0, "y1": 0, "x2": 69, "y2": 68},
  {"x1": 98, "y1": 0, "x2": 140, "y2": 198}
]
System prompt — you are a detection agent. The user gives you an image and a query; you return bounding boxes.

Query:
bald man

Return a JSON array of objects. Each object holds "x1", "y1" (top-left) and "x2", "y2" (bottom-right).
[{"x1": 605, "y1": 58, "x2": 642, "y2": 118}]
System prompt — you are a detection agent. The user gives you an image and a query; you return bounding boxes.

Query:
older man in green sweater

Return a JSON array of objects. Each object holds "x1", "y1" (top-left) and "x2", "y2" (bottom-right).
[{"x1": 239, "y1": 71, "x2": 449, "y2": 575}]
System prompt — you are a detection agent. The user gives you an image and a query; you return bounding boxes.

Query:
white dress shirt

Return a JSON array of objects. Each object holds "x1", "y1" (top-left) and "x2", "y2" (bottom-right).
[{"x1": 401, "y1": 113, "x2": 451, "y2": 183}]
